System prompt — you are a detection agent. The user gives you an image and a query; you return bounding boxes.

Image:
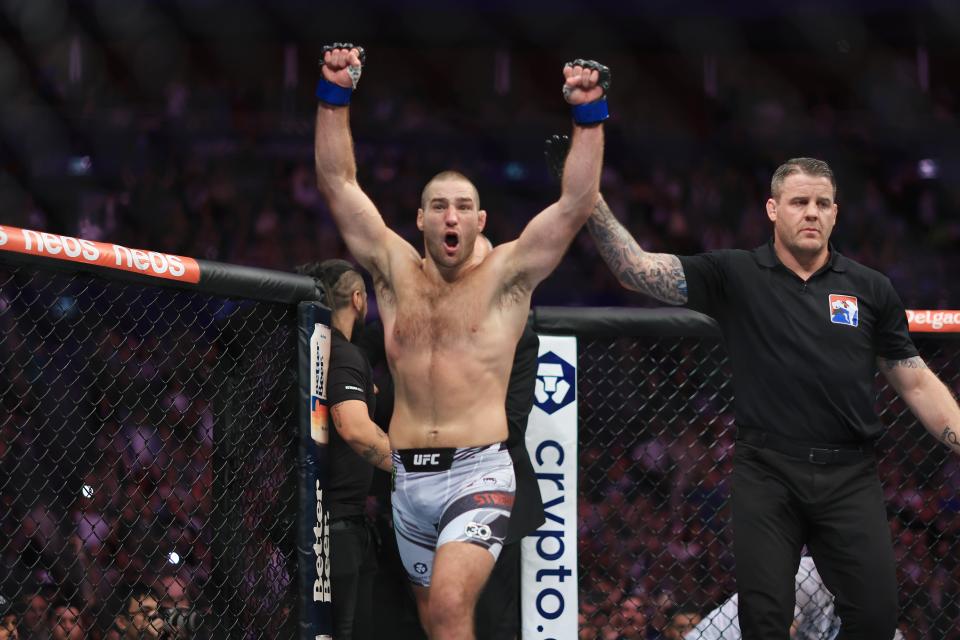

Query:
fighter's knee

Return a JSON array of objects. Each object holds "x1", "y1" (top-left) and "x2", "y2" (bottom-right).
[{"x1": 428, "y1": 588, "x2": 472, "y2": 631}]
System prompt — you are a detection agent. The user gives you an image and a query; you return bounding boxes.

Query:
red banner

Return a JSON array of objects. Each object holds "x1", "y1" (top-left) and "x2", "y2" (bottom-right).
[
  {"x1": 906, "y1": 309, "x2": 960, "y2": 333},
  {"x1": 0, "y1": 225, "x2": 200, "y2": 284}
]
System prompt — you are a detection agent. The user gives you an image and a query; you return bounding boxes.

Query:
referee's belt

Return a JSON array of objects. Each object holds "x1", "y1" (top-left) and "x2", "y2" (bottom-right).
[{"x1": 737, "y1": 427, "x2": 874, "y2": 465}]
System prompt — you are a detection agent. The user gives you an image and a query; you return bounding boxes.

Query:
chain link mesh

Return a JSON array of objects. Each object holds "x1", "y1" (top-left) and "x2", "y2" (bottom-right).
[
  {"x1": 0, "y1": 263, "x2": 300, "y2": 639},
  {"x1": 578, "y1": 334, "x2": 960, "y2": 640}
]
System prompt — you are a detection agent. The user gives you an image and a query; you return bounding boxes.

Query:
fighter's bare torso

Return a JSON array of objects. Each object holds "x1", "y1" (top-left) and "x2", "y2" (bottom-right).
[{"x1": 376, "y1": 248, "x2": 530, "y2": 449}]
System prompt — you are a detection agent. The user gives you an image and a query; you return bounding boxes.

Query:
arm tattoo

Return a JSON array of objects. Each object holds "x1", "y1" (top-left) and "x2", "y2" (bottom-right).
[
  {"x1": 880, "y1": 356, "x2": 928, "y2": 371},
  {"x1": 586, "y1": 197, "x2": 688, "y2": 304},
  {"x1": 332, "y1": 404, "x2": 392, "y2": 469},
  {"x1": 361, "y1": 428, "x2": 391, "y2": 468},
  {"x1": 942, "y1": 426, "x2": 960, "y2": 448}
]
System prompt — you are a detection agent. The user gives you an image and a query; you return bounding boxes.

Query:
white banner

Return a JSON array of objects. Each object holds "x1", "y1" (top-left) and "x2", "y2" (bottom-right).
[{"x1": 521, "y1": 335, "x2": 578, "y2": 640}]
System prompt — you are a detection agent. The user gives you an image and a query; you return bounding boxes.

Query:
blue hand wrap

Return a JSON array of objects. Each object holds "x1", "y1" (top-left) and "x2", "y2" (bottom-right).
[
  {"x1": 316, "y1": 78, "x2": 352, "y2": 106},
  {"x1": 572, "y1": 98, "x2": 609, "y2": 125}
]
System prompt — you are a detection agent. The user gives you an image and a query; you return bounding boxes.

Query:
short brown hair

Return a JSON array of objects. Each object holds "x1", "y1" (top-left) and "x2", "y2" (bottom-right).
[
  {"x1": 420, "y1": 170, "x2": 480, "y2": 210},
  {"x1": 770, "y1": 158, "x2": 836, "y2": 200}
]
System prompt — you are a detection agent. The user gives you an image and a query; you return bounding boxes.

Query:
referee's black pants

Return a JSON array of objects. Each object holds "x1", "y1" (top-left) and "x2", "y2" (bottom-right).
[{"x1": 731, "y1": 442, "x2": 898, "y2": 640}]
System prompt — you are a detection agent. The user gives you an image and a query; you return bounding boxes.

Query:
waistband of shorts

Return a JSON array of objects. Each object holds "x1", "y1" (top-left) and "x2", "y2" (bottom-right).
[
  {"x1": 393, "y1": 442, "x2": 507, "y2": 472},
  {"x1": 737, "y1": 426, "x2": 874, "y2": 465}
]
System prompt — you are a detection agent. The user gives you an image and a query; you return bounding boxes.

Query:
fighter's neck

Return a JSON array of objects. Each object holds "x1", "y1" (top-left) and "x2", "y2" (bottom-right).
[{"x1": 421, "y1": 255, "x2": 481, "y2": 284}]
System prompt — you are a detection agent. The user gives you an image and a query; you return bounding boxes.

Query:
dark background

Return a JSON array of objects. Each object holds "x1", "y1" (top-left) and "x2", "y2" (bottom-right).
[{"x1": 1, "y1": 0, "x2": 957, "y2": 309}]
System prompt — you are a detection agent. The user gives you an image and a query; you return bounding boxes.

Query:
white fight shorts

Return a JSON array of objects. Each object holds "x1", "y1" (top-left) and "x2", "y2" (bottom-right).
[{"x1": 391, "y1": 443, "x2": 515, "y2": 587}]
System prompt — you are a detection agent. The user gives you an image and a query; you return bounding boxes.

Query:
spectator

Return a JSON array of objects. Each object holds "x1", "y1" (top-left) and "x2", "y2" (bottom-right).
[{"x1": 47, "y1": 602, "x2": 85, "y2": 640}]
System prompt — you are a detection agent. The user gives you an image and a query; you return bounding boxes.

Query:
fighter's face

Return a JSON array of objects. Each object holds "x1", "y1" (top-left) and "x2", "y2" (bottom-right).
[
  {"x1": 766, "y1": 173, "x2": 837, "y2": 260},
  {"x1": 417, "y1": 178, "x2": 486, "y2": 271}
]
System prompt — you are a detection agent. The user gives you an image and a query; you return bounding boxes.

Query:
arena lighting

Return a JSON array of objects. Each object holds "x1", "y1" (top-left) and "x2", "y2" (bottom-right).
[
  {"x1": 81, "y1": 485, "x2": 94, "y2": 499},
  {"x1": 918, "y1": 158, "x2": 938, "y2": 180},
  {"x1": 168, "y1": 551, "x2": 181, "y2": 565}
]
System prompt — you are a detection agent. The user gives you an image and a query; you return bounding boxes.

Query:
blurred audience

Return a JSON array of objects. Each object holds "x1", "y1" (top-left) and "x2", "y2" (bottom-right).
[{"x1": 1, "y1": 29, "x2": 959, "y2": 640}]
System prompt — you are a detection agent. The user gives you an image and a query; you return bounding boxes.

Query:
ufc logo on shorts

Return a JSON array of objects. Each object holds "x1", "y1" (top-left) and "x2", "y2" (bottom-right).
[{"x1": 413, "y1": 453, "x2": 441, "y2": 466}]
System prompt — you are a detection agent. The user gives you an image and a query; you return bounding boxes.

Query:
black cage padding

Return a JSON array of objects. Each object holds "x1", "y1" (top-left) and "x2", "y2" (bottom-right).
[{"x1": 532, "y1": 305, "x2": 720, "y2": 338}]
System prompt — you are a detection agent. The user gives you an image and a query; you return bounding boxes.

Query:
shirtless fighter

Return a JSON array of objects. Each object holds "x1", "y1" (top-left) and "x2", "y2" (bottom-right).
[{"x1": 314, "y1": 44, "x2": 608, "y2": 639}]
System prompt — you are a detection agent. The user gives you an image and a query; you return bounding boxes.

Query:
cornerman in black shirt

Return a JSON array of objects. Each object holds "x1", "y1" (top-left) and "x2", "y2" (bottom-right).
[
  {"x1": 576, "y1": 155, "x2": 960, "y2": 639},
  {"x1": 296, "y1": 259, "x2": 389, "y2": 640}
]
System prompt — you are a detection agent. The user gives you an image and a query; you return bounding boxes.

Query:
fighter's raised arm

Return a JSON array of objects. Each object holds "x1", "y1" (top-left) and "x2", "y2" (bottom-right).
[
  {"x1": 503, "y1": 60, "x2": 608, "y2": 289},
  {"x1": 543, "y1": 135, "x2": 689, "y2": 305},
  {"x1": 314, "y1": 43, "x2": 417, "y2": 279}
]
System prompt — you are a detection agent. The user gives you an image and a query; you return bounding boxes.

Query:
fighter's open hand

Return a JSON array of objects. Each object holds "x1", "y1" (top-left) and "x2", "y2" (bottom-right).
[
  {"x1": 562, "y1": 59, "x2": 610, "y2": 105},
  {"x1": 320, "y1": 42, "x2": 366, "y2": 90}
]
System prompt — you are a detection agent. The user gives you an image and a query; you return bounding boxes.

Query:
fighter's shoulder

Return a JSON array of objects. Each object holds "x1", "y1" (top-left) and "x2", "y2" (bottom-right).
[
  {"x1": 378, "y1": 242, "x2": 423, "y2": 284},
  {"x1": 485, "y1": 242, "x2": 536, "y2": 298},
  {"x1": 485, "y1": 238, "x2": 526, "y2": 275}
]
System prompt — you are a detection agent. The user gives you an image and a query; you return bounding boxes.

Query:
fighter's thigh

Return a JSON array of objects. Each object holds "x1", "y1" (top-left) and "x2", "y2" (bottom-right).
[
  {"x1": 475, "y1": 541, "x2": 522, "y2": 639},
  {"x1": 392, "y1": 490, "x2": 440, "y2": 587},
  {"x1": 437, "y1": 460, "x2": 515, "y2": 554},
  {"x1": 431, "y1": 541, "x2": 497, "y2": 607},
  {"x1": 412, "y1": 584, "x2": 430, "y2": 632}
]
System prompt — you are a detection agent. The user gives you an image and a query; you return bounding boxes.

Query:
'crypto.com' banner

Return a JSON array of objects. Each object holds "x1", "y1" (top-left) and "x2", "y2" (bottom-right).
[{"x1": 522, "y1": 335, "x2": 578, "y2": 640}]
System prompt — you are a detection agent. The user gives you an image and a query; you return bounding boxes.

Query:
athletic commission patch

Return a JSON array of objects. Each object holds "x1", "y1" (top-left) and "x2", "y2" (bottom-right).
[{"x1": 829, "y1": 294, "x2": 859, "y2": 327}]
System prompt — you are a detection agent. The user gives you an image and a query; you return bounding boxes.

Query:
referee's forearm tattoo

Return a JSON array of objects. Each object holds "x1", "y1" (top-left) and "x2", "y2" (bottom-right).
[{"x1": 586, "y1": 198, "x2": 688, "y2": 304}]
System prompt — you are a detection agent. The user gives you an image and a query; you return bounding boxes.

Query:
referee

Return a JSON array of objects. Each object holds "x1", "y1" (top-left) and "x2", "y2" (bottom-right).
[{"x1": 580, "y1": 156, "x2": 960, "y2": 639}]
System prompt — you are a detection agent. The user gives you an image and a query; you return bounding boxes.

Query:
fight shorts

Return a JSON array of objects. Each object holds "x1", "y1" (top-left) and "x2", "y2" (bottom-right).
[{"x1": 391, "y1": 442, "x2": 515, "y2": 587}]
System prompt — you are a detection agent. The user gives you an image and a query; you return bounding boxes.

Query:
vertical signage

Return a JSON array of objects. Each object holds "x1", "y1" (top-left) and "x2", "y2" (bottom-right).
[
  {"x1": 521, "y1": 335, "x2": 578, "y2": 640},
  {"x1": 297, "y1": 303, "x2": 333, "y2": 639}
]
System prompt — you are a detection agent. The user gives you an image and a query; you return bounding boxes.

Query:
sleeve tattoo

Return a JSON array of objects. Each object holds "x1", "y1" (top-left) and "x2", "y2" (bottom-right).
[{"x1": 586, "y1": 198, "x2": 688, "y2": 304}]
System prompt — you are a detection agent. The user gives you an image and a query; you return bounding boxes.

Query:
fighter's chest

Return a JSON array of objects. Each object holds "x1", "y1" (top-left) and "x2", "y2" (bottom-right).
[{"x1": 388, "y1": 282, "x2": 490, "y2": 348}]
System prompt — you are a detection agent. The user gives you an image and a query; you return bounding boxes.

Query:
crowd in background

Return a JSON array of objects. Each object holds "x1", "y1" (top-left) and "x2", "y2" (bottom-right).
[
  {"x1": 0, "y1": 280, "x2": 297, "y2": 638},
  {"x1": 1, "y1": 10, "x2": 960, "y2": 639},
  {"x1": 0, "y1": 39, "x2": 957, "y2": 311}
]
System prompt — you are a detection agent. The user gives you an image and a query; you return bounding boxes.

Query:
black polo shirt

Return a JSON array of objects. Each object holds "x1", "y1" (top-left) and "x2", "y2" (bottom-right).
[
  {"x1": 328, "y1": 327, "x2": 377, "y2": 520},
  {"x1": 678, "y1": 240, "x2": 917, "y2": 445}
]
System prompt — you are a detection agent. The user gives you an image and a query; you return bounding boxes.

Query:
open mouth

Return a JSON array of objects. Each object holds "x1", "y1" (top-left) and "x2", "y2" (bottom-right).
[{"x1": 443, "y1": 232, "x2": 460, "y2": 253}]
